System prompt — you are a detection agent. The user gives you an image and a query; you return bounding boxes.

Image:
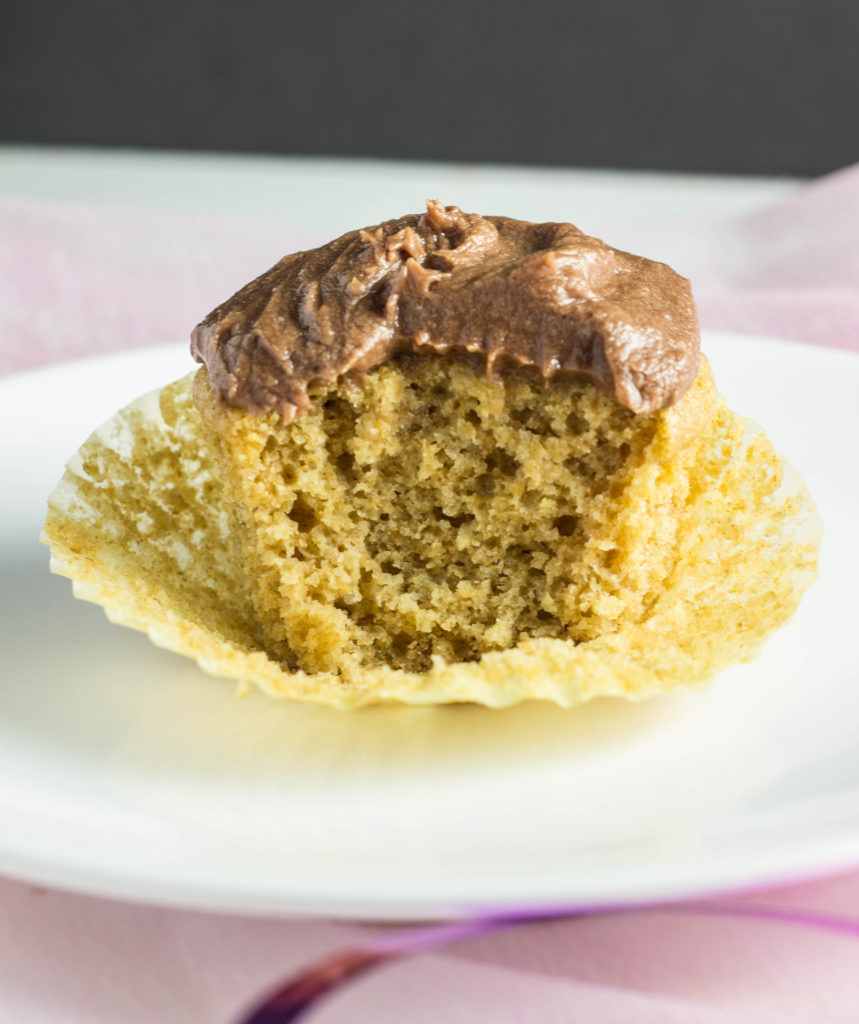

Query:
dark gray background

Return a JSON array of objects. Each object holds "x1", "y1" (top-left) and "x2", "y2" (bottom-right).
[{"x1": 3, "y1": 0, "x2": 857, "y2": 175}]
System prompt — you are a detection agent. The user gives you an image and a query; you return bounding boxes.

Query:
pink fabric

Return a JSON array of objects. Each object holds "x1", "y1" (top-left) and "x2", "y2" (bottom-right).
[
  {"x1": 1, "y1": 873, "x2": 858, "y2": 1023},
  {"x1": 2, "y1": 166, "x2": 859, "y2": 1022}
]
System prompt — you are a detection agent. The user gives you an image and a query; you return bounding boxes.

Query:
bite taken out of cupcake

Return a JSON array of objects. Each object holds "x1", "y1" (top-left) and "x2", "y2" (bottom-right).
[{"x1": 42, "y1": 201, "x2": 820, "y2": 709}]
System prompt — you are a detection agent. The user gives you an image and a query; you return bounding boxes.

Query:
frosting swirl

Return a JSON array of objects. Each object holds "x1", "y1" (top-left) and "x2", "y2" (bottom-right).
[{"x1": 192, "y1": 200, "x2": 700, "y2": 418}]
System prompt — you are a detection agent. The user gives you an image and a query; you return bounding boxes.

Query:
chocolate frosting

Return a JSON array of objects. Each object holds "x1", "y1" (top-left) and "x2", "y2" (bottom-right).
[{"x1": 191, "y1": 200, "x2": 700, "y2": 419}]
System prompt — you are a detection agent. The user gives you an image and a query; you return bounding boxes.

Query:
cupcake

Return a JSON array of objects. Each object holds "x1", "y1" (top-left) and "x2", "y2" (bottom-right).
[{"x1": 42, "y1": 202, "x2": 820, "y2": 708}]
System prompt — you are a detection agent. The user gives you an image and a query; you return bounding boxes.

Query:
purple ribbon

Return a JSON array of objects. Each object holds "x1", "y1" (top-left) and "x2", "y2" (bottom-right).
[{"x1": 236, "y1": 900, "x2": 859, "y2": 1023}]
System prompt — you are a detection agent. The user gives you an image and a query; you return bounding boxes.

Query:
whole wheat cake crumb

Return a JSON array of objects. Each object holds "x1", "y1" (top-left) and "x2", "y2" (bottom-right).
[{"x1": 194, "y1": 352, "x2": 719, "y2": 676}]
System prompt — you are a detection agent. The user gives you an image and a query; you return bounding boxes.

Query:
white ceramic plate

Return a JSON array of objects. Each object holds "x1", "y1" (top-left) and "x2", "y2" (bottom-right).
[{"x1": 1, "y1": 332, "x2": 857, "y2": 921}]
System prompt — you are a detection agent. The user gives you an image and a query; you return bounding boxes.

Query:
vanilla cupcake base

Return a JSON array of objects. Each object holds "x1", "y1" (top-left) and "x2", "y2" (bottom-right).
[{"x1": 42, "y1": 370, "x2": 820, "y2": 710}]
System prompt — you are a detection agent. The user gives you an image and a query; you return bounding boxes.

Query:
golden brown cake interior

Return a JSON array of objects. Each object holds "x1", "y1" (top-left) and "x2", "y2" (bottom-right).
[{"x1": 194, "y1": 353, "x2": 715, "y2": 680}]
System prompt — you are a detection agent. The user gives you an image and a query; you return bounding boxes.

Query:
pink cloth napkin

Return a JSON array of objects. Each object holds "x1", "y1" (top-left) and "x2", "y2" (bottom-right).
[{"x1": 2, "y1": 166, "x2": 859, "y2": 1023}]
